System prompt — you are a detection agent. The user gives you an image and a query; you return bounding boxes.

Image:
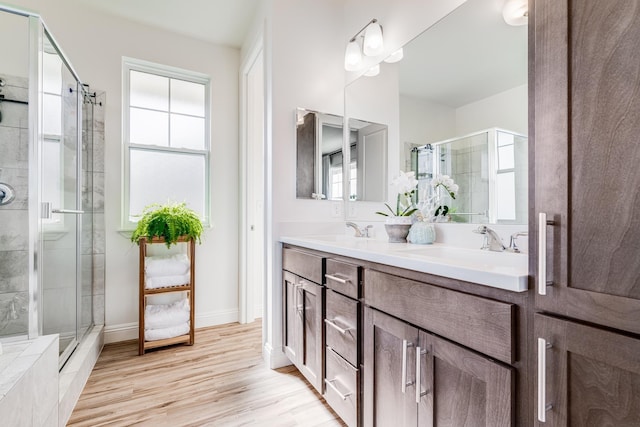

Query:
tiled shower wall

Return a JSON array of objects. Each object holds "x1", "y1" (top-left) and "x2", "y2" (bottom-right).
[
  {"x1": 0, "y1": 73, "x2": 30, "y2": 337},
  {"x1": 92, "y1": 91, "x2": 105, "y2": 326},
  {"x1": 0, "y1": 74, "x2": 106, "y2": 338}
]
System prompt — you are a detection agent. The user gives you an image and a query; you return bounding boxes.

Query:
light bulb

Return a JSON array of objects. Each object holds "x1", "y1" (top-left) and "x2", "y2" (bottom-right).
[
  {"x1": 502, "y1": 0, "x2": 528, "y2": 26},
  {"x1": 344, "y1": 40, "x2": 362, "y2": 71},
  {"x1": 363, "y1": 22, "x2": 384, "y2": 56}
]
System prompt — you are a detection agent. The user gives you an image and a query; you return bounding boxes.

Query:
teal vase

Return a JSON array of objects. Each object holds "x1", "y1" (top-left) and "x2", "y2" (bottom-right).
[{"x1": 407, "y1": 222, "x2": 436, "y2": 244}]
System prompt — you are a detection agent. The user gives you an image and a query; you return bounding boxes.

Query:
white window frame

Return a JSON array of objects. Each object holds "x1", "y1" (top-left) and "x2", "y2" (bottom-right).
[{"x1": 121, "y1": 57, "x2": 211, "y2": 229}]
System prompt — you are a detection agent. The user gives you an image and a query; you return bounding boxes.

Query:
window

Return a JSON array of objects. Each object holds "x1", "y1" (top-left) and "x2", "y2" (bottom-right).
[
  {"x1": 123, "y1": 58, "x2": 210, "y2": 227},
  {"x1": 495, "y1": 131, "x2": 516, "y2": 221}
]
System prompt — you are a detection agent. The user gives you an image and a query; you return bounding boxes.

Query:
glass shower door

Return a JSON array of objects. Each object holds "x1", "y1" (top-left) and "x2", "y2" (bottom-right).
[{"x1": 40, "y1": 32, "x2": 82, "y2": 366}]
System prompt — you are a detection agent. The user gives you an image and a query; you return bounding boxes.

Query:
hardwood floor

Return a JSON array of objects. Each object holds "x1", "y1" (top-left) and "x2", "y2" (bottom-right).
[{"x1": 68, "y1": 321, "x2": 345, "y2": 426}]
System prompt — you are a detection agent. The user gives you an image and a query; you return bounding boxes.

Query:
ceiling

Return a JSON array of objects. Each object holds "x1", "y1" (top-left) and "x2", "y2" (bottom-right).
[{"x1": 79, "y1": 0, "x2": 260, "y2": 48}]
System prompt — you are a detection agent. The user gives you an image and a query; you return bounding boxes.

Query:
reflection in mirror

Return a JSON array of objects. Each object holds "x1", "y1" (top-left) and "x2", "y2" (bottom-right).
[
  {"x1": 296, "y1": 108, "x2": 344, "y2": 200},
  {"x1": 349, "y1": 119, "x2": 388, "y2": 201},
  {"x1": 343, "y1": 0, "x2": 528, "y2": 223},
  {"x1": 398, "y1": 0, "x2": 528, "y2": 224},
  {"x1": 413, "y1": 128, "x2": 527, "y2": 224}
]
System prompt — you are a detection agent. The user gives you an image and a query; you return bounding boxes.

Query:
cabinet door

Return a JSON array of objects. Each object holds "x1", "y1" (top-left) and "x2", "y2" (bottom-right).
[
  {"x1": 535, "y1": 314, "x2": 640, "y2": 426},
  {"x1": 299, "y1": 278, "x2": 324, "y2": 393},
  {"x1": 363, "y1": 307, "x2": 419, "y2": 427},
  {"x1": 283, "y1": 271, "x2": 300, "y2": 365},
  {"x1": 534, "y1": 0, "x2": 640, "y2": 333},
  {"x1": 418, "y1": 332, "x2": 513, "y2": 427}
]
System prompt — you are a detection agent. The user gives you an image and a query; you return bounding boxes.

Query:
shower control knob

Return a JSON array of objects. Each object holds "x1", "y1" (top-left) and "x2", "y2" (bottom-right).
[{"x1": 0, "y1": 183, "x2": 15, "y2": 205}]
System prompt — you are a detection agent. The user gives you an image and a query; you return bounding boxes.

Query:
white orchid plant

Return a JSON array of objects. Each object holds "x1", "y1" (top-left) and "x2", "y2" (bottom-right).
[
  {"x1": 429, "y1": 174, "x2": 459, "y2": 220},
  {"x1": 376, "y1": 171, "x2": 419, "y2": 218}
]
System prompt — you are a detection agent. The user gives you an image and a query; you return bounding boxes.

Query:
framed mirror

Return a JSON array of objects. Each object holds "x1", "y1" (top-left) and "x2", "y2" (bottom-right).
[
  {"x1": 345, "y1": 0, "x2": 528, "y2": 223},
  {"x1": 295, "y1": 108, "x2": 345, "y2": 201}
]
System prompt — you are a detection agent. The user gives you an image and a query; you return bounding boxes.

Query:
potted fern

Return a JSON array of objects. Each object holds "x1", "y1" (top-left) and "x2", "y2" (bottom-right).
[{"x1": 131, "y1": 202, "x2": 204, "y2": 247}]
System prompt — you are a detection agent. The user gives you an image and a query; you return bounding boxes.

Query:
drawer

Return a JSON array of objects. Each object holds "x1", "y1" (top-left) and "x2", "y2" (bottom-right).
[
  {"x1": 325, "y1": 289, "x2": 359, "y2": 366},
  {"x1": 282, "y1": 248, "x2": 324, "y2": 284},
  {"x1": 365, "y1": 269, "x2": 515, "y2": 364},
  {"x1": 325, "y1": 259, "x2": 360, "y2": 299},
  {"x1": 324, "y1": 347, "x2": 358, "y2": 427}
]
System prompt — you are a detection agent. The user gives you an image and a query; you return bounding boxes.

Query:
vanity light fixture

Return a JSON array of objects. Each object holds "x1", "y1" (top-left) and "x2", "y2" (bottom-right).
[
  {"x1": 344, "y1": 18, "x2": 385, "y2": 71},
  {"x1": 502, "y1": 0, "x2": 528, "y2": 26}
]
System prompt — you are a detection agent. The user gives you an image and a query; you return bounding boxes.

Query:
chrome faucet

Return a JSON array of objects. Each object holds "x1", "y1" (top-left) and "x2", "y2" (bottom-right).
[
  {"x1": 346, "y1": 222, "x2": 373, "y2": 238},
  {"x1": 507, "y1": 231, "x2": 528, "y2": 253},
  {"x1": 473, "y1": 225, "x2": 506, "y2": 252}
]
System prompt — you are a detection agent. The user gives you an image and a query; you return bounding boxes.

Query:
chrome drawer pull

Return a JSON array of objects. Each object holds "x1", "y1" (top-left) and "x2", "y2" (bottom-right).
[
  {"x1": 324, "y1": 318, "x2": 354, "y2": 335},
  {"x1": 415, "y1": 346, "x2": 429, "y2": 403},
  {"x1": 401, "y1": 339, "x2": 415, "y2": 393},
  {"x1": 537, "y1": 338, "x2": 553, "y2": 422},
  {"x1": 538, "y1": 213, "x2": 555, "y2": 295},
  {"x1": 325, "y1": 378, "x2": 352, "y2": 401},
  {"x1": 325, "y1": 273, "x2": 350, "y2": 284}
]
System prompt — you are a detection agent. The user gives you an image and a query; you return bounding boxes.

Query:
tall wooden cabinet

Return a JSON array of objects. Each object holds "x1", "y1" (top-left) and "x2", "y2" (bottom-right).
[{"x1": 533, "y1": 0, "x2": 640, "y2": 424}]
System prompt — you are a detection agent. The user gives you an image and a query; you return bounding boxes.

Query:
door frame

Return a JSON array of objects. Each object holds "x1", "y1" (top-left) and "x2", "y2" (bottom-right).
[{"x1": 239, "y1": 33, "x2": 265, "y2": 325}]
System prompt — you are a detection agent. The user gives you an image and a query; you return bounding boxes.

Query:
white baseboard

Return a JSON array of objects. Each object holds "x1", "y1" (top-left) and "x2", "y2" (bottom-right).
[
  {"x1": 104, "y1": 309, "x2": 240, "y2": 344},
  {"x1": 263, "y1": 341, "x2": 291, "y2": 369}
]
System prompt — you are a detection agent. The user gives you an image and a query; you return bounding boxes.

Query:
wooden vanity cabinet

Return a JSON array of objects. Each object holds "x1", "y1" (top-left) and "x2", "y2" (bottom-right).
[
  {"x1": 282, "y1": 248, "x2": 325, "y2": 393},
  {"x1": 364, "y1": 308, "x2": 513, "y2": 427},
  {"x1": 363, "y1": 271, "x2": 515, "y2": 427}
]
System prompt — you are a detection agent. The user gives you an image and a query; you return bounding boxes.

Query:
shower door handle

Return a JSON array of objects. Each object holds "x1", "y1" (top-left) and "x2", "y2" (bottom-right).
[
  {"x1": 52, "y1": 209, "x2": 85, "y2": 214},
  {"x1": 41, "y1": 202, "x2": 84, "y2": 219}
]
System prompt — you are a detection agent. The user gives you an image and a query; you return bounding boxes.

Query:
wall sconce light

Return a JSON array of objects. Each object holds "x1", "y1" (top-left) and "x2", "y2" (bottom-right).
[
  {"x1": 344, "y1": 18, "x2": 385, "y2": 71},
  {"x1": 502, "y1": 0, "x2": 528, "y2": 26}
]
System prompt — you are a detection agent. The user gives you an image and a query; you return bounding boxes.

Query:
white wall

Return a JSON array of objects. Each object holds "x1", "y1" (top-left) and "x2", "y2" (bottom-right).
[
  {"x1": 456, "y1": 84, "x2": 528, "y2": 135},
  {"x1": 254, "y1": 0, "x2": 469, "y2": 368},
  {"x1": 9, "y1": 0, "x2": 241, "y2": 342},
  {"x1": 0, "y1": 10, "x2": 29, "y2": 78}
]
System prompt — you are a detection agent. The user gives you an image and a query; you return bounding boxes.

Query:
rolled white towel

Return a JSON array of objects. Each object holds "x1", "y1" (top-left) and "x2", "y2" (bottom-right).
[
  {"x1": 145, "y1": 299, "x2": 190, "y2": 330},
  {"x1": 145, "y1": 273, "x2": 190, "y2": 289},
  {"x1": 144, "y1": 322, "x2": 190, "y2": 341},
  {"x1": 145, "y1": 254, "x2": 190, "y2": 278}
]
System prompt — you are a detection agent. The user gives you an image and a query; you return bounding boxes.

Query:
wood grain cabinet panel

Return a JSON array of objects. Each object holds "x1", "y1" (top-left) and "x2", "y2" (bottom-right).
[
  {"x1": 283, "y1": 248, "x2": 324, "y2": 285},
  {"x1": 325, "y1": 259, "x2": 361, "y2": 299},
  {"x1": 364, "y1": 307, "x2": 513, "y2": 427},
  {"x1": 535, "y1": 314, "x2": 640, "y2": 426},
  {"x1": 325, "y1": 347, "x2": 359, "y2": 427},
  {"x1": 325, "y1": 289, "x2": 359, "y2": 367},
  {"x1": 365, "y1": 269, "x2": 515, "y2": 364},
  {"x1": 534, "y1": 0, "x2": 640, "y2": 334},
  {"x1": 282, "y1": 258, "x2": 325, "y2": 394}
]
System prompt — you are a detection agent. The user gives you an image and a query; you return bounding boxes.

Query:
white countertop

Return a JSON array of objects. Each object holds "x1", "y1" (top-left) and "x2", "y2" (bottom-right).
[{"x1": 280, "y1": 235, "x2": 529, "y2": 292}]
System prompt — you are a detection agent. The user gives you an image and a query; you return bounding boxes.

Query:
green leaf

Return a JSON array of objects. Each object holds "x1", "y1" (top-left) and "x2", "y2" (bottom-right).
[
  {"x1": 131, "y1": 201, "x2": 203, "y2": 247},
  {"x1": 375, "y1": 211, "x2": 389, "y2": 217}
]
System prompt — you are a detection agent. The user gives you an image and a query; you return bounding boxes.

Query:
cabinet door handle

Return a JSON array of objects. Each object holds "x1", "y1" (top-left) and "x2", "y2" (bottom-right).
[
  {"x1": 538, "y1": 213, "x2": 555, "y2": 295},
  {"x1": 325, "y1": 378, "x2": 352, "y2": 400},
  {"x1": 402, "y1": 339, "x2": 415, "y2": 393},
  {"x1": 537, "y1": 338, "x2": 553, "y2": 422},
  {"x1": 325, "y1": 273, "x2": 350, "y2": 284},
  {"x1": 324, "y1": 318, "x2": 353, "y2": 335},
  {"x1": 415, "y1": 346, "x2": 429, "y2": 403}
]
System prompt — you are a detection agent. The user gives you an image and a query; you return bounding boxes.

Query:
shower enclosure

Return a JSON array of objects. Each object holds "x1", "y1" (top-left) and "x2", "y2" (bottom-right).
[{"x1": 0, "y1": 6, "x2": 104, "y2": 368}]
